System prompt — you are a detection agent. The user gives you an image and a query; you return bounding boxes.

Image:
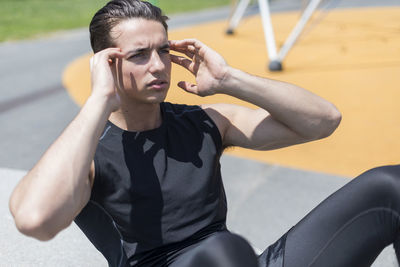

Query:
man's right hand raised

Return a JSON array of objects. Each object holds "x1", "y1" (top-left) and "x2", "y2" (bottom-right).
[{"x1": 89, "y1": 48, "x2": 124, "y2": 112}]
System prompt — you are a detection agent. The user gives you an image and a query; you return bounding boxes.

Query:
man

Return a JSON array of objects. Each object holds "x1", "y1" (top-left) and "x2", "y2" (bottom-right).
[{"x1": 12, "y1": 1, "x2": 400, "y2": 267}]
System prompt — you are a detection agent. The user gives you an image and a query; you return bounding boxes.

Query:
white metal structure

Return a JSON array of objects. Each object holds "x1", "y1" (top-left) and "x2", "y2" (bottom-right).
[{"x1": 227, "y1": 0, "x2": 323, "y2": 71}]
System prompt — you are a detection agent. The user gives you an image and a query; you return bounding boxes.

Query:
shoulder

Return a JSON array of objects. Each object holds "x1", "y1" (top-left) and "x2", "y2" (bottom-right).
[
  {"x1": 199, "y1": 103, "x2": 244, "y2": 140},
  {"x1": 200, "y1": 103, "x2": 268, "y2": 148}
]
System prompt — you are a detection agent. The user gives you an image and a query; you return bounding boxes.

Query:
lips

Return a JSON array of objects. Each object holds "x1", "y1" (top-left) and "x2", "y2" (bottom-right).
[{"x1": 148, "y1": 79, "x2": 168, "y2": 90}]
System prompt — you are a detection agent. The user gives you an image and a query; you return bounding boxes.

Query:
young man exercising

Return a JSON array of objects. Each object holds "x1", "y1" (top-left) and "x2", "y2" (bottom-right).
[{"x1": 10, "y1": 1, "x2": 400, "y2": 266}]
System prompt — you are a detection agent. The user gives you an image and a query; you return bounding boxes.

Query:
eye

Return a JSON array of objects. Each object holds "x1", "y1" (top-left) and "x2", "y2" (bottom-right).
[
  {"x1": 128, "y1": 53, "x2": 144, "y2": 59},
  {"x1": 159, "y1": 48, "x2": 170, "y2": 55}
]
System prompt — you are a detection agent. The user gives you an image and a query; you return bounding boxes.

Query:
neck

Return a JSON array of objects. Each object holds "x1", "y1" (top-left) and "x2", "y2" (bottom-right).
[{"x1": 109, "y1": 102, "x2": 162, "y2": 132}]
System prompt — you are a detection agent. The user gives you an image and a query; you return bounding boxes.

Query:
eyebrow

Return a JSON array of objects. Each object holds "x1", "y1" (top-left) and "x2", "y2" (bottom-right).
[{"x1": 126, "y1": 43, "x2": 170, "y2": 55}]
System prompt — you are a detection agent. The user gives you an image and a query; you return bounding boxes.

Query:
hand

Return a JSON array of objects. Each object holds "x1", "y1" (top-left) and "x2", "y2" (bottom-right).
[
  {"x1": 169, "y1": 39, "x2": 229, "y2": 97},
  {"x1": 89, "y1": 48, "x2": 124, "y2": 111}
]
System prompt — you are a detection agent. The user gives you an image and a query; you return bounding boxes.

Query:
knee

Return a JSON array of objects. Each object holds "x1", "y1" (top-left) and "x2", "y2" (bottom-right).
[
  {"x1": 205, "y1": 232, "x2": 253, "y2": 252},
  {"x1": 357, "y1": 165, "x2": 400, "y2": 199},
  {"x1": 190, "y1": 232, "x2": 258, "y2": 267}
]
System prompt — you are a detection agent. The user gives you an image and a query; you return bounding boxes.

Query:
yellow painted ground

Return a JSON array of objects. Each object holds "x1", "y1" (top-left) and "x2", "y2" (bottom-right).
[{"x1": 63, "y1": 6, "x2": 400, "y2": 177}]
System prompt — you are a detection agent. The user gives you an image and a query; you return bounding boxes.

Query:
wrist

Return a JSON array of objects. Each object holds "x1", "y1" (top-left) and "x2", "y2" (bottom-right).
[
  {"x1": 85, "y1": 94, "x2": 116, "y2": 116},
  {"x1": 215, "y1": 66, "x2": 240, "y2": 95}
]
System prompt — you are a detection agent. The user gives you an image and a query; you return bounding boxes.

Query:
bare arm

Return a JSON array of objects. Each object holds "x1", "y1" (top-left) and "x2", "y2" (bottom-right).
[
  {"x1": 9, "y1": 48, "x2": 124, "y2": 241},
  {"x1": 170, "y1": 39, "x2": 341, "y2": 150}
]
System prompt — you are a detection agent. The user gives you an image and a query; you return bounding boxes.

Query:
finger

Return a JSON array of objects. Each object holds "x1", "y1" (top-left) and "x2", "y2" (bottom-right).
[
  {"x1": 169, "y1": 41, "x2": 196, "y2": 58},
  {"x1": 170, "y1": 54, "x2": 196, "y2": 74},
  {"x1": 183, "y1": 45, "x2": 196, "y2": 57},
  {"x1": 170, "y1": 39, "x2": 203, "y2": 50},
  {"x1": 170, "y1": 39, "x2": 205, "y2": 59},
  {"x1": 187, "y1": 45, "x2": 196, "y2": 53},
  {"x1": 170, "y1": 39, "x2": 200, "y2": 51},
  {"x1": 170, "y1": 47, "x2": 195, "y2": 59},
  {"x1": 177, "y1": 81, "x2": 198, "y2": 94},
  {"x1": 94, "y1": 48, "x2": 124, "y2": 65},
  {"x1": 101, "y1": 47, "x2": 123, "y2": 56},
  {"x1": 103, "y1": 49, "x2": 125, "y2": 64}
]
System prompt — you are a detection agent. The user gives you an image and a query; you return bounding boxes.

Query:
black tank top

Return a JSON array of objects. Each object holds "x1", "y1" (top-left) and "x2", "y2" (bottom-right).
[{"x1": 75, "y1": 102, "x2": 227, "y2": 266}]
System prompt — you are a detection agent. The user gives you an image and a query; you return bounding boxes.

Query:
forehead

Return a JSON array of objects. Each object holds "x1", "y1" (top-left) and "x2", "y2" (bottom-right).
[{"x1": 111, "y1": 18, "x2": 168, "y2": 49}]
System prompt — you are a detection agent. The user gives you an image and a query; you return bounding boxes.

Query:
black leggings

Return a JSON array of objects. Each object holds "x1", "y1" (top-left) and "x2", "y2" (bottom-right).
[
  {"x1": 284, "y1": 165, "x2": 400, "y2": 267},
  {"x1": 173, "y1": 165, "x2": 400, "y2": 267}
]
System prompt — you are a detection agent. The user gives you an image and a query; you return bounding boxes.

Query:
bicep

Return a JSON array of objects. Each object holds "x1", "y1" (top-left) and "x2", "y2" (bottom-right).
[{"x1": 203, "y1": 104, "x2": 311, "y2": 150}]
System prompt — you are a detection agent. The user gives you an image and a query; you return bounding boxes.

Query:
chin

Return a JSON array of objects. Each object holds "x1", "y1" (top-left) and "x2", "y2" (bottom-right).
[
  {"x1": 149, "y1": 90, "x2": 169, "y2": 103},
  {"x1": 125, "y1": 89, "x2": 168, "y2": 105},
  {"x1": 145, "y1": 94, "x2": 167, "y2": 104}
]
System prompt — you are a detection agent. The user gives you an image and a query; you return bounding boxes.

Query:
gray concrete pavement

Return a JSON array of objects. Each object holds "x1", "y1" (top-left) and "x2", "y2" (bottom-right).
[
  {"x1": 0, "y1": 168, "x2": 106, "y2": 266},
  {"x1": 1, "y1": 0, "x2": 400, "y2": 266},
  {"x1": 2, "y1": 158, "x2": 397, "y2": 266}
]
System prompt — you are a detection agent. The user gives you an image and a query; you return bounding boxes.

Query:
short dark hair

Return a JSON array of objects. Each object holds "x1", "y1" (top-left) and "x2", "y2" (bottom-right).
[{"x1": 89, "y1": 0, "x2": 169, "y2": 53}]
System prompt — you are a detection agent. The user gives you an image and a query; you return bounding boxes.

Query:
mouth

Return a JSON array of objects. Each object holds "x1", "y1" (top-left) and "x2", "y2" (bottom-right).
[{"x1": 148, "y1": 79, "x2": 169, "y2": 90}]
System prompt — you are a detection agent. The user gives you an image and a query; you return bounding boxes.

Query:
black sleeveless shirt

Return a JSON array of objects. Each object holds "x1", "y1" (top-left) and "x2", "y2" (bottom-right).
[{"x1": 75, "y1": 102, "x2": 227, "y2": 266}]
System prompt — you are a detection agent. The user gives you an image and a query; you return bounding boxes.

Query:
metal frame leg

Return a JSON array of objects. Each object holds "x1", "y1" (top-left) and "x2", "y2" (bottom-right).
[
  {"x1": 226, "y1": 0, "x2": 252, "y2": 34},
  {"x1": 277, "y1": 0, "x2": 323, "y2": 61},
  {"x1": 258, "y1": 0, "x2": 281, "y2": 71},
  {"x1": 226, "y1": 0, "x2": 322, "y2": 71}
]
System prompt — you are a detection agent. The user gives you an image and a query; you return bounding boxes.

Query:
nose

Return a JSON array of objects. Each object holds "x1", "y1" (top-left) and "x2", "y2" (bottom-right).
[{"x1": 149, "y1": 51, "x2": 166, "y2": 73}]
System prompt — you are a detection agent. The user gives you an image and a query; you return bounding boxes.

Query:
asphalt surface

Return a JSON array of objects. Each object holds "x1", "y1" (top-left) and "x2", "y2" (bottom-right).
[{"x1": 1, "y1": 0, "x2": 399, "y2": 266}]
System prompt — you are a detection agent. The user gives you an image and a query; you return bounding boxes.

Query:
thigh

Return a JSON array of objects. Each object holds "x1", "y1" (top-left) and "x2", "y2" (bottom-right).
[
  {"x1": 170, "y1": 231, "x2": 258, "y2": 267},
  {"x1": 284, "y1": 165, "x2": 400, "y2": 267}
]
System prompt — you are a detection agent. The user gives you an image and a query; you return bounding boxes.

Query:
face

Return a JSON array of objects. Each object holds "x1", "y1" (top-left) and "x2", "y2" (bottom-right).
[{"x1": 111, "y1": 18, "x2": 171, "y2": 104}]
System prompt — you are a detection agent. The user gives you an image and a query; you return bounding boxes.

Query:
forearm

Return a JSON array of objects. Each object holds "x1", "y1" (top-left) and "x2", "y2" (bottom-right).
[
  {"x1": 218, "y1": 67, "x2": 341, "y2": 139},
  {"x1": 9, "y1": 95, "x2": 111, "y2": 240}
]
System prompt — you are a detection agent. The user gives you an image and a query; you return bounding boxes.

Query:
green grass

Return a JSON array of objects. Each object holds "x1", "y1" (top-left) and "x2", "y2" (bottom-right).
[
  {"x1": 158, "y1": 0, "x2": 231, "y2": 15},
  {"x1": 0, "y1": 0, "x2": 231, "y2": 42}
]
